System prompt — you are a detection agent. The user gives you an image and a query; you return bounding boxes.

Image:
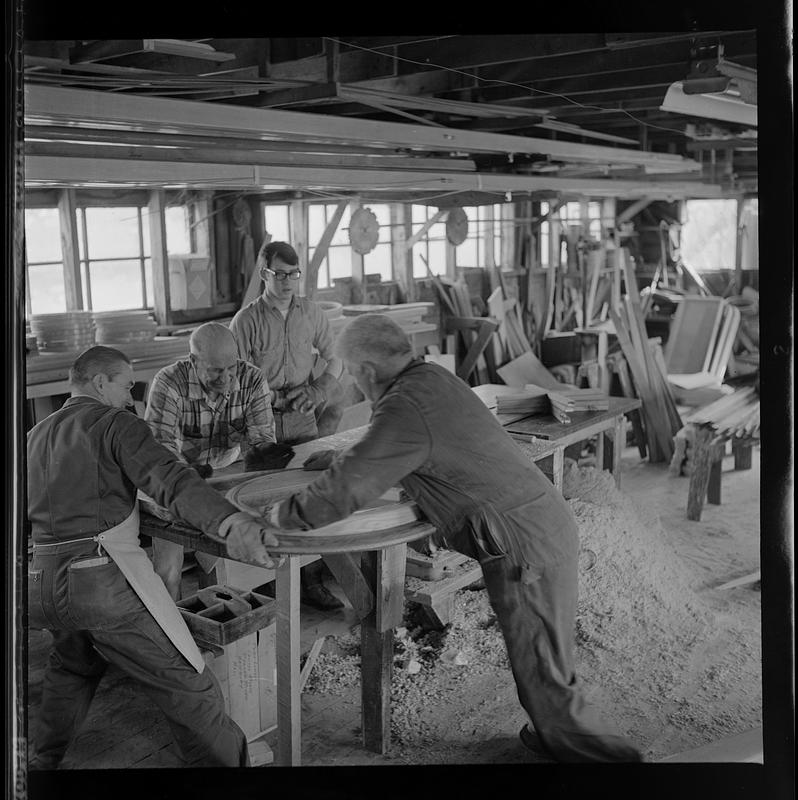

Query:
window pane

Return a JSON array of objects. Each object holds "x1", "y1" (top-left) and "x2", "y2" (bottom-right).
[
  {"x1": 411, "y1": 204, "x2": 428, "y2": 224},
  {"x1": 144, "y1": 258, "x2": 154, "y2": 308},
  {"x1": 369, "y1": 204, "x2": 391, "y2": 227},
  {"x1": 457, "y1": 237, "x2": 478, "y2": 267},
  {"x1": 84, "y1": 208, "x2": 142, "y2": 259},
  {"x1": 681, "y1": 199, "x2": 738, "y2": 270},
  {"x1": 263, "y1": 204, "x2": 291, "y2": 244},
  {"x1": 28, "y1": 263, "x2": 66, "y2": 315},
  {"x1": 364, "y1": 242, "x2": 392, "y2": 281},
  {"x1": 327, "y1": 247, "x2": 351, "y2": 281},
  {"x1": 308, "y1": 205, "x2": 326, "y2": 241},
  {"x1": 24, "y1": 208, "x2": 62, "y2": 264},
  {"x1": 165, "y1": 205, "x2": 191, "y2": 254},
  {"x1": 427, "y1": 240, "x2": 447, "y2": 272},
  {"x1": 88, "y1": 259, "x2": 145, "y2": 311}
]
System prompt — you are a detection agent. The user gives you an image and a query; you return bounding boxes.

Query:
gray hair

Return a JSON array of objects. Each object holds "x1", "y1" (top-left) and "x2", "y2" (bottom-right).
[
  {"x1": 335, "y1": 314, "x2": 412, "y2": 375},
  {"x1": 69, "y1": 345, "x2": 131, "y2": 387},
  {"x1": 190, "y1": 322, "x2": 236, "y2": 357}
]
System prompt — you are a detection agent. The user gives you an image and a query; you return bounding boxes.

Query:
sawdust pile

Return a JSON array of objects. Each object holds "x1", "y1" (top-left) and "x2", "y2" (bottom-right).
[{"x1": 304, "y1": 460, "x2": 749, "y2": 754}]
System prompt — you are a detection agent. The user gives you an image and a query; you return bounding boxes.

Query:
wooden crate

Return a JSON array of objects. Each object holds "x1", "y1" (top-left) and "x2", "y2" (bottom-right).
[
  {"x1": 405, "y1": 548, "x2": 472, "y2": 581},
  {"x1": 177, "y1": 584, "x2": 275, "y2": 648}
]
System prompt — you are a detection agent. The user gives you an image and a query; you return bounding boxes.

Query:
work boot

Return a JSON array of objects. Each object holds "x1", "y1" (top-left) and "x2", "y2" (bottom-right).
[{"x1": 301, "y1": 583, "x2": 344, "y2": 611}]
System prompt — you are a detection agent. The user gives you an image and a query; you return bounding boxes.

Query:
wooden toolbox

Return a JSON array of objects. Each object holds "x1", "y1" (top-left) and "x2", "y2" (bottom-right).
[{"x1": 176, "y1": 584, "x2": 275, "y2": 647}]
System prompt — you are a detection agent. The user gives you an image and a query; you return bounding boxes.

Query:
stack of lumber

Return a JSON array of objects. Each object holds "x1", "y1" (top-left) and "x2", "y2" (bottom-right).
[
  {"x1": 547, "y1": 387, "x2": 610, "y2": 423},
  {"x1": 27, "y1": 335, "x2": 191, "y2": 387},
  {"x1": 686, "y1": 386, "x2": 760, "y2": 439},
  {"x1": 608, "y1": 251, "x2": 682, "y2": 463},
  {"x1": 495, "y1": 385, "x2": 550, "y2": 416},
  {"x1": 339, "y1": 302, "x2": 437, "y2": 338}
]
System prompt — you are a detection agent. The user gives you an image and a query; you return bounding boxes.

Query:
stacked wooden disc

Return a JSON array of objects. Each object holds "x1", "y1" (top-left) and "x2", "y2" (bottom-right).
[
  {"x1": 93, "y1": 310, "x2": 158, "y2": 344},
  {"x1": 29, "y1": 311, "x2": 95, "y2": 353}
]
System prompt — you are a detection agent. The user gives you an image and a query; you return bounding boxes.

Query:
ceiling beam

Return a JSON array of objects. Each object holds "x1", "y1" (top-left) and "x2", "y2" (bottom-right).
[
  {"x1": 24, "y1": 85, "x2": 701, "y2": 171},
  {"x1": 24, "y1": 140, "x2": 477, "y2": 172},
  {"x1": 24, "y1": 155, "x2": 725, "y2": 198}
]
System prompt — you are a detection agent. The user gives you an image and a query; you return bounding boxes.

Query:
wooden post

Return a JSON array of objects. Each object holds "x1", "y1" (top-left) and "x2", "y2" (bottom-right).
[
  {"x1": 57, "y1": 188, "x2": 83, "y2": 309},
  {"x1": 290, "y1": 199, "x2": 307, "y2": 294},
  {"x1": 687, "y1": 424, "x2": 714, "y2": 521},
  {"x1": 349, "y1": 198, "x2": 365, "y2": 293},
  {"x1": 360, "y1": 545, "x2": 406, "y2": 755},
  {"x1": 612, "y1": 414, "x2": 625, "y2": 485},
  {"x1": 275, "y1": 555, "x2": 301, "y2": 766},
  {"x1": 147, "y1": 189, "x2": 171, "y2": 326},
  {"x1": 391, "y1": 203, "x2": 412, "y2": 301},
  {"x1": 732, "y1": 437, "x2": 753, "y2": 470}
]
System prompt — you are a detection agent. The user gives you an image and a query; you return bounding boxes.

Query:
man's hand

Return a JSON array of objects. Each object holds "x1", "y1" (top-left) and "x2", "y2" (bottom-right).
[
  {"x1": 193, "y1": 463, "x2": 214, "y2": 480},
  {"x1": 286, "y1": 374, "x2": 339, "y2": 414},
  {"x1": 302, "y1": 449, "x2": 337, "y2": 471},
  {"x1": 244, "y1": 442, "x2": 295, "y2": 472},
  {"x1": 225, "y1": 514, "x2": 282, "y2": 568}
]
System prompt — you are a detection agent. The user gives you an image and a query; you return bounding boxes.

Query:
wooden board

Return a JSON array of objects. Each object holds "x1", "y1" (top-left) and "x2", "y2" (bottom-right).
[{"x1": 664, "y1": 296, "x2": 725, "y2": 374}]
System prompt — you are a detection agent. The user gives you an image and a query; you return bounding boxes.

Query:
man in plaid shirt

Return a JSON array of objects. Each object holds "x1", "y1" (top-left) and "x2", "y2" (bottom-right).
[{"x1": 145, "y1": 322, "x2": 293, "y2": 598}]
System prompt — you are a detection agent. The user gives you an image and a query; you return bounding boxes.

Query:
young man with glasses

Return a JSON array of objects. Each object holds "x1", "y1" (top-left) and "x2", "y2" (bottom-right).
[{"x1": 229, "y1": 241, "x2": 345, "y2": 610}]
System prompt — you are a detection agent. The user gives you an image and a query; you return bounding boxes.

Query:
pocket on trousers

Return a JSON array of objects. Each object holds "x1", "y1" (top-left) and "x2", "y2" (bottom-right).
[{"x1": 67, "y1": 560, "x2": 139, "y2": 629}]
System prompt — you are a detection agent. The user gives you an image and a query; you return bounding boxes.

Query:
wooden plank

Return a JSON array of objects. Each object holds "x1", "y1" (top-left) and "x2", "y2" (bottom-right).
[
  {"x1": 404, "y1": 561, "x2": 483, "y2": 606},
  {"x1": 299, "y1": 637, "x2": 326, "y2": 693},
  {"x1": 715, "y1": 570, "x2": 761, "y2": 591},
  {"x1": 275, "y1": 555, "x2": 301, "y2": 766},
  {"x1": 306, "y1": 200, "x2": 347, "y2": 299},
  {"x1": 659, "y1": 727, "x2": 762, "y2": 763},
  {"x1": 496, "y1": 349, "x2": 561, "y2": 389},
  {"x1": 664, "y1": 296, "x2": 725, "y2": 374},
  {"x1": 56, "y1": 188, "x2": 83, "y2": 309},
  {"x1": 321, "y1": 552, "x2": 374, "y2": 620}
]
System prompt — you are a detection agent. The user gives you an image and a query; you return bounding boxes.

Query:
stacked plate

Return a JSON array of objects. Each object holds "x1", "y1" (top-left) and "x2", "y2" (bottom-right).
[
  {"x1": 93, "y1": 310, "x2": 157, "y2": 344},
  {"x1": 29, "y1": 311, "x2": 95, "y2": 353}
]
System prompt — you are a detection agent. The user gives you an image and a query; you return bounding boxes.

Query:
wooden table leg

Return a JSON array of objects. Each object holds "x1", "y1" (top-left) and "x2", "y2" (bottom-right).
[
  {"x1": 595, "y1": 430, "x2": 605, "y2": 474},
  {"x1": 732, "y1": 438, "x2": 753, "y2": 470},
  {"x1": 360, "y1": 544, "x2": 407, "y2": 754},
  {"x1": 275, "y1": 555, "x2": 301, "y2": 766},
  {"x1": 612, "y1": 415, "x2": 624, "y2": 487},
  {"x1": 552, "y1": 447, "x2": 564, "y2": 491},
  {"x1": 687, "y1": 425, "x2": 714, "y2": 521}
]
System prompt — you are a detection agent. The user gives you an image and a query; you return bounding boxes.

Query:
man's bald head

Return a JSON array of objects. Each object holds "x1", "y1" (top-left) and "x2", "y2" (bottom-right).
[
  {"x1": 190, "y1": 322, "x2": 238, "y2": 363},
  {"x1": 189, "y1": 323, "x2": 239, "y2": 397}
]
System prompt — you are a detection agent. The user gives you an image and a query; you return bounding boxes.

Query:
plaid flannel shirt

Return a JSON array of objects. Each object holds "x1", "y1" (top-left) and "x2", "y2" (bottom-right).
[{"x1": 145, "y1": 358, "x2": 275, "y2": 469}]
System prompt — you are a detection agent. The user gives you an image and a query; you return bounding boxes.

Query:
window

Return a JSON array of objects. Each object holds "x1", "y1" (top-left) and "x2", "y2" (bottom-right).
[
  {"x1": 77, "y1": 207, "x2": 153, "y2": 311},
  {"x1": 262, "y1": 203, "x2": 292, "y2": 245},
  {"x1": 24, "y1": 207, "x2": 66, "y2": 315},
  {"x1": 680, "y1": 199, "x2": 738, "y2": 270},
  {"x1": 455, "y1": 205, "x2": 503, "y2": 269},
  {"x1": 362, "y1": 204, "x2": 393, "y2": 281},
  {"x1": 411, "y1": 205, "x2": 448, "y2": 278},
  {"x1": 308, "y1": 203, "x2": 353, "y2": 289}
]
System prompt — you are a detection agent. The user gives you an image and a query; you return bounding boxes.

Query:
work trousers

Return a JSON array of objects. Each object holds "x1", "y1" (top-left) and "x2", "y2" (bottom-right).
[
  {"x1": 459, "y1": 502, "x2": 643, "y2": 763},
  {"x1": 28, "y1": 541, "x2": 249, "y2": 769}
]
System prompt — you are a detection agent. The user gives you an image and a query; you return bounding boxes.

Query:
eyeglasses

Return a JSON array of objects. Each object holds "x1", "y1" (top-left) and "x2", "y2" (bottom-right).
[{"x1": 265, "y1": 267, "x2": 302, "y2": 281}]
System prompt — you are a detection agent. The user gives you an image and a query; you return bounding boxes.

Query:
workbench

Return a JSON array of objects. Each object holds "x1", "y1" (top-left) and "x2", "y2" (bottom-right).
[
  {"x1": 139, "y1": 465, "x2": 433, "y2": 767},
  {"x1": 489, "y1": 391, "x2": 642, "y2": 489}
]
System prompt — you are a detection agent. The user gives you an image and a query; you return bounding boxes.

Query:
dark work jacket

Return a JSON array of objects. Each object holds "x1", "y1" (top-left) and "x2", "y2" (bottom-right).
[
  {"x1": 27, "y1": 396, "x2": 239, "y2": 544},
  {"x1": 277, "y1": 361, "x2": 578, "y2": 569}
]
